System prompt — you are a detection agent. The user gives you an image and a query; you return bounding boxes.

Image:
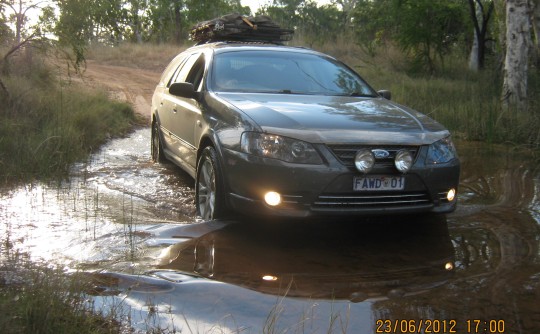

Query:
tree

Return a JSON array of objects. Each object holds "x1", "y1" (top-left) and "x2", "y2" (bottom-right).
[
  {"x1": 502, "y1": 0, "x2": 531, "y2": 110},
  {"x1": 298, "y1": 2, "x2": 343, "y2": 46},
  {"x1": 0, "y1": 0, "x2": 51, "y2": 95},
  {"x1": 467, "y1": 0, "x2": 494, "y2": 71},
  {"x1": 392, "y1": 0, "x2": 465, "y2": 73}
]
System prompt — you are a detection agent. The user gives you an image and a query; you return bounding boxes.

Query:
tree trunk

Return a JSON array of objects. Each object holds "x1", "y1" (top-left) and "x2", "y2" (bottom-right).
[
  {"x1": 174, "y1": 1, "x2": 183, "y2": 44},
  {"x1": 532, "y1": 0, "x2": 540, "y2": 67},
  {"x1": 468, "y1": 0, "x2": 494, "y2": 71},
  {"x1": 469, "y1": 0, "x2": 482, "y2": 71},
  {"x1": 502, "y1": 0, "x2": 531, "y2": 110}
]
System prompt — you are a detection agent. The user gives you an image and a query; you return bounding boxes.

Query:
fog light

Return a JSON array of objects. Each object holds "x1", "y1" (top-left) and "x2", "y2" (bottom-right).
[
  {"x1": 354, "y1": 149, "x2": 375, "y2": 173},
  {"x1": 264, "y1": 191, "x2": 281, "y2": 206},
  {"x1": 445, "y1": 262, "x2": 454, "y2": 271},
  {"x1": 394, "y1": 150, "x2": 413, "y2": 173},
  {"x1": 447, "y1": 188, "x2": 456, "y2": 202}
]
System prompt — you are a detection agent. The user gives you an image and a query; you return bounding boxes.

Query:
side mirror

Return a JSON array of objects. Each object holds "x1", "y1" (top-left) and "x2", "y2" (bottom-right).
[
  {"x1": 377, "y1": 90, "x2": 391, "y2": 100},
  {"x1": 169, "y1": 82, "x2": 199, "y2": 100}
]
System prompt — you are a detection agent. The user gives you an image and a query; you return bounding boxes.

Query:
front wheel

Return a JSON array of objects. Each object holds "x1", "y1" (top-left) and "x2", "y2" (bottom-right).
[{"x1": 196, "y1": 146, "x2": 227, "y2": 220}]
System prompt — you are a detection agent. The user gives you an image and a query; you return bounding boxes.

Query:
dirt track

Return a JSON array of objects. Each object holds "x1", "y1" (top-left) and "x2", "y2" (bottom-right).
[{"x1": 82, "y1": 61, "x2": 161, "y2": 122}]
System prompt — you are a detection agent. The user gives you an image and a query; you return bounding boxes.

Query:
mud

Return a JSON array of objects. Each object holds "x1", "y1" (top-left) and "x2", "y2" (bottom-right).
[{"x1": 1, "y1": 127, "x2": 539, "y2": 333}]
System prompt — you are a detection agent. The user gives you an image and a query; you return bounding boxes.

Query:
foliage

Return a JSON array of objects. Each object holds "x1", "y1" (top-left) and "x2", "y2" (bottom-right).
[{"x1": 392, "y1": 0, "x2": 465, "y2": 72}]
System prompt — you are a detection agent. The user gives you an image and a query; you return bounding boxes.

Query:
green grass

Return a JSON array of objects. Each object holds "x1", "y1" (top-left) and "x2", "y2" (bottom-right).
[{"x1": 0, "y1": 49, "x2": 138, "y2": 184}]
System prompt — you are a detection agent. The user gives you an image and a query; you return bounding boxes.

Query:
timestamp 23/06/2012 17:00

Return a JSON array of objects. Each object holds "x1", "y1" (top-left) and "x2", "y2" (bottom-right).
[{"x1": 375, "y1": 319, "x2": 506, "y2": 333}]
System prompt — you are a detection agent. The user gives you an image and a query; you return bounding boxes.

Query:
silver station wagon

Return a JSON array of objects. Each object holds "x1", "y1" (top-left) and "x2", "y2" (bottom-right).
[{"x1": 151, "y1": 42, "x2": 460, "y2": 220}]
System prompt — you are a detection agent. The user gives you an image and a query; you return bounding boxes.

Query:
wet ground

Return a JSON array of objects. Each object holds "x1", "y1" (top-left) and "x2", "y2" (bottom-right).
[{"x1": 1, "y1": 127, "x2": 539, "y2": 333}]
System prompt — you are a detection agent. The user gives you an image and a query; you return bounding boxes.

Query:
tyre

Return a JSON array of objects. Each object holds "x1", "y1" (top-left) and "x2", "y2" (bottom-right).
[
  {"x1": 196, "y1": 146, "x2": 227, "y2": 220},
  {"x1": 151, "y1": 120, "x2": 165, "y2": 163}
]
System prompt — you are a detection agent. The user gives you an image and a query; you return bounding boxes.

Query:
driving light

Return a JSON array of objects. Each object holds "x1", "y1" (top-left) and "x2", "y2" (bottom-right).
[
  {"x1": 445, "y1": 262, "x2": 454, "y2": 271},
  {"x1": 354, "y1": 149, "x2": 375, "y2": 173},
  {"x1": 262, "y1": 275, "x2": 278, "y2": 281},
  {"x1": 447, "y1": 188, "x2": 456, "y2": 202},
  {"x1": 264, "y1": 191, "x2": 281, "y2": 206},
  {"x1": 394, "y1": 150, "x2": 413, "y2": 173}
]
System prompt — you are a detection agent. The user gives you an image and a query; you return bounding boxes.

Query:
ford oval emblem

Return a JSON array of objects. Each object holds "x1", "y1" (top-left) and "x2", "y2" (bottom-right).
[{"x1": 372, "y1": 149, "x2": 390, "y2": 159}]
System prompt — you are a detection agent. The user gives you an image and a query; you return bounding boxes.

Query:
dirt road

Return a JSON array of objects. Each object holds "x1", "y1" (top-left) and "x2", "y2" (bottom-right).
[{"x1": 82, "y1": 61, "x2": 161, "y2": 121}]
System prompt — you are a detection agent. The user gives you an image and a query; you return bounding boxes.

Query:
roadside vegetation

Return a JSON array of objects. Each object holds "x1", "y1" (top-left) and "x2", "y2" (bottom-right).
[{"x1": 0, "y1": 48, "x2": 138, "y2": 184}]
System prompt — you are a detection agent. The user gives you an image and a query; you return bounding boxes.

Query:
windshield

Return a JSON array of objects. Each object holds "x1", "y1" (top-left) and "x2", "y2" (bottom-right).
[{"x1": 210, "y1": 50, "x2": 377, "y2": 96}]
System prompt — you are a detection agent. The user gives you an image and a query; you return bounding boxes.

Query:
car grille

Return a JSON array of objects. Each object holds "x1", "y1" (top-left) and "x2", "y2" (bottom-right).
[
  {"x1": 312, "y1": 192, "x2": 431, "y2": 209},
  {"x1": 328, "y1": 145, "x2": 419, "y2": 169}
]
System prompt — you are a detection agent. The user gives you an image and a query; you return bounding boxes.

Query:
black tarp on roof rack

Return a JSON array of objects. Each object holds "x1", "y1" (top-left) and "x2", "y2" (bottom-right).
[{"x1": 190, "y1": 13, "x2": 294, "y2": 44}]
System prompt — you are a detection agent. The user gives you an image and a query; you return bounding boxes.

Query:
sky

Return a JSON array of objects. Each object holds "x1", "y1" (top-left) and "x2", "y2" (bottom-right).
[{"x1": 240, "y1": 0, "x2": 333, "y2": 14}]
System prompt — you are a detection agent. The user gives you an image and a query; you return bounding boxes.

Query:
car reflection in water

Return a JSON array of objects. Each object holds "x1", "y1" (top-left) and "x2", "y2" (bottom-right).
[{"x1": 155, "y1": 216, "x2": 455, "y2": 302}]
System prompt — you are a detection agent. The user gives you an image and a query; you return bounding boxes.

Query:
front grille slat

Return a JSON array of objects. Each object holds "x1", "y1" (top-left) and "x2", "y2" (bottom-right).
[{"x1": 313, "y1": 192, "x2": 431, "y2": 209}]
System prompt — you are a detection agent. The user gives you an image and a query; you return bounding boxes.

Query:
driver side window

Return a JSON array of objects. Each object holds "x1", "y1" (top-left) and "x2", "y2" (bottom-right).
[{"x1": 167, "y1": 53, "x2": 202, "y2": 88}]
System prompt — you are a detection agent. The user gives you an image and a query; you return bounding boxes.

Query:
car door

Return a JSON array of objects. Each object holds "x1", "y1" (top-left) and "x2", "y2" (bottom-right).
[
  {"x1": 167, "y1": 52, "x2": 206, "y2": 170},
  {"x1": 155, "y1": 54, "x2": 189, "y2": 151}
]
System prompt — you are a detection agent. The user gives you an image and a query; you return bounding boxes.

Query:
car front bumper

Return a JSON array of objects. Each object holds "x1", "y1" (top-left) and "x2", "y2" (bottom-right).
[{"x1": 221, "y1": 146, "x2": 460, "y2": 218}]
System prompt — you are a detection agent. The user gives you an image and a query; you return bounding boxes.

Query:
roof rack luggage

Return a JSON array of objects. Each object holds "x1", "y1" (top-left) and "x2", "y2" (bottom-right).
[{"x1": 190, "y1": 13, "x2": 294, "y2": 44}]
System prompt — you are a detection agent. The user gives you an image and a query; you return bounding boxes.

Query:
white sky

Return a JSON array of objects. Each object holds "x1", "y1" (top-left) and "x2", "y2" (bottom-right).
[{"x1": 240, "y1": 0, "x2": 333, "y2": 14}]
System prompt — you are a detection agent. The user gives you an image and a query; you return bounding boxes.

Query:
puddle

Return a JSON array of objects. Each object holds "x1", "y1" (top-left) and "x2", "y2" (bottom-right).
[{"x1": 1, "y1": 130, "x2": 540, "y2": 333}]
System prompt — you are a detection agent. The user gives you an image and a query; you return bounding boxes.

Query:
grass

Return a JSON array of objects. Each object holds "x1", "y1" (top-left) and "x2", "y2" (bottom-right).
[
  {"x1": 0, "y1": 251, "x2": 122, "y2": 334},
  {"x1": 0, "y1": 47, "x2": 138, "y2": 184}
]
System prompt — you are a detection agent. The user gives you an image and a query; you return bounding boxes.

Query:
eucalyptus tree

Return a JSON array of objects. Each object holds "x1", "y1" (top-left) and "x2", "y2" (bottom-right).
[
  {"x1": 502, "y1": 0, "x2": 532, "y2": 110},
  {"x1": 467, "y1": 0, "x2": 494, "y2": 71}
]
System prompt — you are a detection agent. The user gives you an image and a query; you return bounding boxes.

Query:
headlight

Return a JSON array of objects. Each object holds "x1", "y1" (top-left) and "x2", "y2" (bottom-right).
[
  {"x1": 426, "y1": 136, "x2": 457, "y2": 165},
  {"x1": 240, "y1": 132, "x2": 323, "y2": 164}
]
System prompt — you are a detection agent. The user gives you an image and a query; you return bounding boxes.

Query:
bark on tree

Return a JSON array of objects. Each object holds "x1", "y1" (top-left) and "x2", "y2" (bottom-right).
[
  {"x1": 502, "y1": 0, "x2": 531, "y2": 110},
  {"x1": 532, "y1": 0, "x2": 540, "y2": 66}
]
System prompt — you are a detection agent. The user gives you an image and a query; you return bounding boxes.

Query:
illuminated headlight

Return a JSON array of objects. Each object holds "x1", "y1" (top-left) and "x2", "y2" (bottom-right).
[
  {"x1": 354, "y1": 149, "x2": 375, "y2": 173},
  {"x1": 426, "y1": 136, "x2": 457, "y2": 165},
  {"x1": 240, "y1": 132, "x2": 323, "y2": 164},
  {"x1": 394, "y1": 150, "x2": 413, "y2": 173}
]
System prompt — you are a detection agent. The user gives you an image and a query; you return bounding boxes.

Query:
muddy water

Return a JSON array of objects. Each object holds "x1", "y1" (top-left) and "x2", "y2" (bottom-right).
[{"x1": 1, "y1": 128, "x2": 539, "y2": 333}]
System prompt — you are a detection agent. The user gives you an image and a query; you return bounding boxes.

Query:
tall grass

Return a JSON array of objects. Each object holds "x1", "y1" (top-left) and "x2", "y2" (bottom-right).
[{"x1": 0, "y1": 48, "x2": 138, "y2": 184}]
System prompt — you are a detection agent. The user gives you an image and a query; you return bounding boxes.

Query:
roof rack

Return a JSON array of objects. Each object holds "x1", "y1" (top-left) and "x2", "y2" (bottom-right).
[{"x1": 190, "y1": 13, "x2": 294, "y2": 45}]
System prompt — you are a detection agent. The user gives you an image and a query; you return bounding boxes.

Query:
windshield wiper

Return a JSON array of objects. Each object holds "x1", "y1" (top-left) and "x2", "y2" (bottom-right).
[{"x1": 348, "y1": 92, "x2": 376, "y2": 97}]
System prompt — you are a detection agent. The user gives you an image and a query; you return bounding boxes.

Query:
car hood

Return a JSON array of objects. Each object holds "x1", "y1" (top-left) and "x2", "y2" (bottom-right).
[{"x1": 216, "y1": 93, "x2": 449, "y2": 145}]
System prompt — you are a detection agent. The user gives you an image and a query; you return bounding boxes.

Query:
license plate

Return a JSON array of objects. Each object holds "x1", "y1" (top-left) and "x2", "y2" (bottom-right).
[{"x1": 353, "y1": 176, "x2": 405, "y2": 191}]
